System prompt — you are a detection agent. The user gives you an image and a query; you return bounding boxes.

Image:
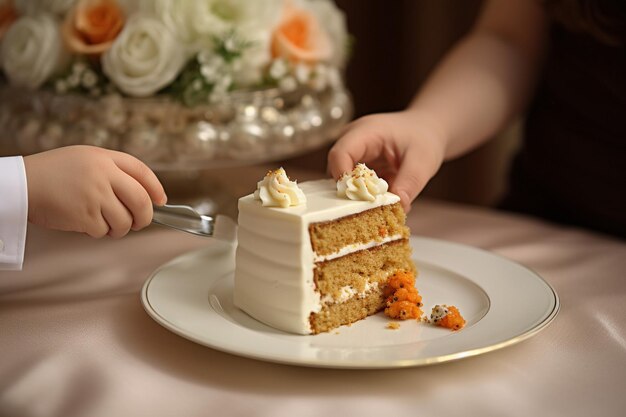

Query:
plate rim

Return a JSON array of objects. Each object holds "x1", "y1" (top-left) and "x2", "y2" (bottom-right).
[{"x1": 141, "y1": 237, "x2": 560, "y2": 369}]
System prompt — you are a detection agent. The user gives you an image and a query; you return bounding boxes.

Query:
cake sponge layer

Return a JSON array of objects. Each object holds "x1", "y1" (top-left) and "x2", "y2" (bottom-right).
[
  {"x1": 309, "y1": 203, "x2": 409, "y2": 257},
  {"x1": 310, "y1": 288, "x2": 385, "y2": 334},
  {"x1": 313, "y1": 239, "x2": 416, "y2": 298}
]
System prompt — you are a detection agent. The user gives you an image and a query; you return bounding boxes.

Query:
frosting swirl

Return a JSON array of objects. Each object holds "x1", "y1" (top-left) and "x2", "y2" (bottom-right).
[
  {"x1": 337, "y1": 163, "x2": 388, "y2": 201},
  {"x1": 254, "y1": 168, "x2": 306, "y2": 208}
]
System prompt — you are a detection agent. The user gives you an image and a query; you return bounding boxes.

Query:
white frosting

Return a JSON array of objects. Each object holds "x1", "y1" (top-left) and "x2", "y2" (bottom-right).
[
  {"x1": 321, "y1": 286, "x2": 356, "y2": 305},
  {"x1": 337, "y1": 163, "x2": 389, "y2": 202},
  {"x1": 233, "y1": 179, "x2": 401, "y2": 334},
  {"x1": 313, "y1": 234, "x2": 404, "y2": 262},
  {"x1": 254, "y1": 168, "x2": 306, "y2": 208}
]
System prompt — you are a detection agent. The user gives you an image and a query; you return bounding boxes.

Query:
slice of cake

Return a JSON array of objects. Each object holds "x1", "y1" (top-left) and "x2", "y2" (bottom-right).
[{"x1": 234, "y1": 165, "x2": 417, "y2": 334}]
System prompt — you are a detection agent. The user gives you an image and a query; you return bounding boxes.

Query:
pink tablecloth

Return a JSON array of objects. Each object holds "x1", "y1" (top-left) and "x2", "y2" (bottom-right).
[{"x1": 1, "y1": 199, "x2": 625, "y2": 417}]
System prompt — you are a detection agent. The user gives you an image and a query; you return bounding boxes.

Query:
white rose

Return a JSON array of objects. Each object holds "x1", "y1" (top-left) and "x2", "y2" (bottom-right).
[
  {"x1": 231, "y1": 31, "x2": 272, "y2": 87},
  {"x1": 14, "y1": 0, "x2": 77, "y2": 15},
  {"x1": 140, "y1": 0, "x2": 194, "y2": 50},
  {"x1": 1, "y1": 14, "x2": 68, "y2": 89},
  {"x1": 303, "y1": 0, "x2": 348, "y2": 68},
  {"x1": 191, "y1": 0, "x2": 282, "y2": 37},
  {"x1": 102, "y1": 16, "x2": 186, "y2": 97},
  {"x1": 143, "y1": 0, "x2": 282, "y2": 52}
]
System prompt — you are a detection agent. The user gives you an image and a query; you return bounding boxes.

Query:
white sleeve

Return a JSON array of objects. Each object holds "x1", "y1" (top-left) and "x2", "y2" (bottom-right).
[{"x1": 0, "y1": 156, "x2": 28, "y2": 271}]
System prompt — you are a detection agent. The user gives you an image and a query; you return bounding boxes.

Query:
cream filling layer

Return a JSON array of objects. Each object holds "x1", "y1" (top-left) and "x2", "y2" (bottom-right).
[
  {"x1": 320, "y1": 281, "x2": 381, "y2": 306},
  {"x1": 313, "y1": 234, "x2": 404, "y2": 263}
]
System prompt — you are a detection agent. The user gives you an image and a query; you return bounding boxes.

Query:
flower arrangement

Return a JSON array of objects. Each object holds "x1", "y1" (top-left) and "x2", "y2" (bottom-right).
[{"x1": 0, "y1": 0, "x2": 349, "y2": 106}]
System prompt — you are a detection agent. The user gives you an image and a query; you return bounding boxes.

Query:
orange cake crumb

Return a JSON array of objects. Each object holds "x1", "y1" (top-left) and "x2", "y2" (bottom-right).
[
  {"x1": 386, "y1": 322, "x2": 400, "y2": 330},
  {"x1": 430, "y1": 305, "x2": 466, "y2": 331},
  {"x1": 383, "y1": 270, "x2": 415, "y2": 297},
  {"x1": 383, "y1": 271, "x2": 423, "y2": 320},
  {"x1": 385, "y1": 300, "x2": 422, "y2": 320},
  {"x1": 393, "y1": 287, "x2": 421, "y2": 304}
]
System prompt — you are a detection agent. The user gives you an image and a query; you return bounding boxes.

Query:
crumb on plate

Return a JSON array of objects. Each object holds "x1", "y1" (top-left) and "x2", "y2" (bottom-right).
[
  {"x1": 383, "y1": 271, "x2": 423, "y2": 320},
  {"x1": 430, "y1": 304, "x2": 466, "y2": 331},
  {"x1": 386, "y1": 322, "x2": 401, "y2": 330}
]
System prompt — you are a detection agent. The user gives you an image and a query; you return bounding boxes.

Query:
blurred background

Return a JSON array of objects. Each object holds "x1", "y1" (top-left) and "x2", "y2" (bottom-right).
[
  {"x1": 0, "y1": 0, "x2": 523, "y2": 212},
  {"x1": 283, "y1": 0, "x2": 521, "y2": 207}
]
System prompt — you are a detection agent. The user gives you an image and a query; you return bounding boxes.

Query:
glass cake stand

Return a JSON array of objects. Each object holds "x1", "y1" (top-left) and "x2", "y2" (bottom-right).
[{"x1": 0, "y1": 84, "x2": 353, "y2": 217}]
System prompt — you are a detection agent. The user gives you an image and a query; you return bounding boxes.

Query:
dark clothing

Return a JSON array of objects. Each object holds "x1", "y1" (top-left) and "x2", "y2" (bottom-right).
[{"x1": 501, "y1": 21, "x2": 626, "y2": 239}]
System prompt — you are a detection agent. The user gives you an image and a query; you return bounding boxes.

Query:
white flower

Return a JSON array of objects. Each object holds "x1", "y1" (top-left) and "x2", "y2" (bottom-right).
[
  {"x1": 327, "y1": 66, "x2": 341, "y2": 88},
  {"x1": 198, "y1": 53, "x2": 225, "y2": 83},
  {"x1": 278, "y1": 76, "x2": 297, "y2": 92},
  {"x1": 294, "y1": 63, "x2": 311, "y2": 84},
  {"x1": 1, "y1": 14, "x2": 68, "y2": 89},
  {"x1": 55, "y1": 79, "x2": 68, "y2": 93},
  {"x1": 310, "y1": 63, "x2": 328, "y2": 91},
  {"x1": 223, "y1": 36, "x2": 237, "y2": 53},
  {"x1": 67, "y1": 72, "x2": 81, "y2": 88},
  {"x1": 81, "y1": 70, "x2": 98, "y2": 88},
  {"x1": 231, "y1": 31, "x2": 272, "y2": 86},
  {"x1": 269, "y1": 59, "x2": 288, "y2": 80},
  {"x1": 143, "y1": 0, "x2": 282, "y2": 51},
  {"x1": 142, "y1": 0, "x2": 283, "y2": 87},
  {"x1": 200, "y1": 64, "x2": 219, "y2": 83},
  {"x1": 102, "y1": 16, "x2": 186, "y2": 97},
  {"x1": 14, "y1": 0, "x2": 77, "y2": 16},
  {"x1": 214, "y1": 73, "x2": 232, "y2": 93},
  {"x1": 197, "y1": 50, "x2": 213, "y2": 65},
  {"x1": 72, "y1": 61, "x2": 88, "y2": 75},
  {"x1": 303, "y1": 0, "x2": 348, "y2": 68}
]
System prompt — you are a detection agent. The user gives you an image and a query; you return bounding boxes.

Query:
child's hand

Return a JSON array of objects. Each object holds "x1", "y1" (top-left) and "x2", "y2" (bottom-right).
[
  {"x1": 328, "y1": 111, "x2": 446, "y2": 211},
  {"x1": 24, "y1": 145, "x2": 167, "y2": 238}
]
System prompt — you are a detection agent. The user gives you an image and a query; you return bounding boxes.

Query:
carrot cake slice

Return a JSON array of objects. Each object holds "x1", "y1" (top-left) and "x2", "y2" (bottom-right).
[{"x1": 234, "y1": 165, "x2": 417, "y2": 334}]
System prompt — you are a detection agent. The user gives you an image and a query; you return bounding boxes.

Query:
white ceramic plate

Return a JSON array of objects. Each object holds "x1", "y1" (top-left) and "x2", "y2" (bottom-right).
[{"x1": 141, "y1": 237, "x2": 559, "y2": 369}]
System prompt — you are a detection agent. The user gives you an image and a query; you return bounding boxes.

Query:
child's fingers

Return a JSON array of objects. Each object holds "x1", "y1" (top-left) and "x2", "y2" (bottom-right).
[
  {"x1": 84, "y1": 214, "x2": 110, "y2": 239},
  {"x1": 111, "y1": 172, "x2": 154, "y2": 231},
  {"x1": 109, "y1": 151, "x2": 167, "y2": 206},
  {"x1": 389, "y1": 146, "x2": 430, "y2": 212},
  {"x1": 327, "y1": 123, "x2": 386, "y2": 179},
  {"x1": 101, "y1": 194, "x2": 134, "y2": 238},
  {"x1": 327, "y1": 143, "x2": 359, "y2": 180}
]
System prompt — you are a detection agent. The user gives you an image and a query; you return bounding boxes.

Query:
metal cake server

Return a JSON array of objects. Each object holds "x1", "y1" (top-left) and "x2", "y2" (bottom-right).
[{"x1": 152, "y1": 204, "x2": 237, "y2": 242}]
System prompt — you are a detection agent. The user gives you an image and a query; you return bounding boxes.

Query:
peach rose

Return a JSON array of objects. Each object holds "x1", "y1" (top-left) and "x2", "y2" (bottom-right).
[
  {"x1": 0, "y1": 0, "x2": 18, "y2": 40},
  {"x1": 62, "y1": 0, "x2": 124, "y2": 55},
  {"x1": 271, "y1": 3, "x2": 332, "y2": 64}
]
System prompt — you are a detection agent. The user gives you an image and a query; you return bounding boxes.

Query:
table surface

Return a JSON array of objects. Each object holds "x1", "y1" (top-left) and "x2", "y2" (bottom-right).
[{"x1": 1, "y1": 184, "x2": 626, "y2": 417}]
